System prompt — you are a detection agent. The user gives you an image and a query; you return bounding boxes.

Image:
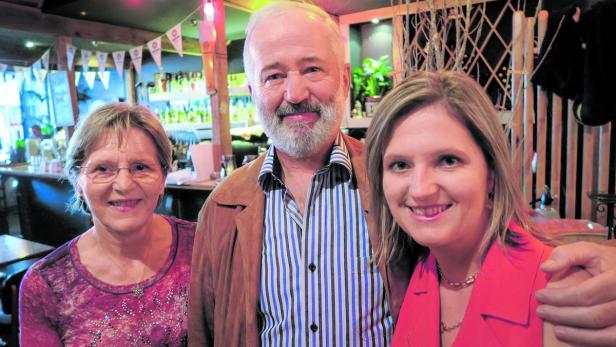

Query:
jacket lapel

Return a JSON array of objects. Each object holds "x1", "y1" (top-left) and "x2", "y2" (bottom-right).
[{"x1": 346, "y1": 134, "x2": 412, "y2": 321}]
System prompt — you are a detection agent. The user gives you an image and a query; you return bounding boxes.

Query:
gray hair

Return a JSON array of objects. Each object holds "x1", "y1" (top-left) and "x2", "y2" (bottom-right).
[
  {"x1": 243, "y1": 1, "x2": 345, "y2": 85},
  {"x1": 64, "y1": 102, "x2": 172, "y2": 215}
]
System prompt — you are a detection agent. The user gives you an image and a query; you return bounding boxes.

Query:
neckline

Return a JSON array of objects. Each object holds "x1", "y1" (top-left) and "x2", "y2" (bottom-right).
[{"x1": 69, "y1": 216, "x2": 178, "y2": 296}]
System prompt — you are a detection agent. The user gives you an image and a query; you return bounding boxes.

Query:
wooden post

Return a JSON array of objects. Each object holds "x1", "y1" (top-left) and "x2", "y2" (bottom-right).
[
  {"x1": 210, "y1": 0, "x2": 231, "y2": 158},
  {"x1": 595, "y1": 123, "x2": 611, "y2": 224},
  {"x1": 565, "y1": 100, "x2": 578, "y2": 218},
  {"x1": 511, "y1": 11, "x2": 525, "y2": 179},
  {"x1": 202, "y1": 0, "x2": 231, "y2": 164},
  {"x1": 55, "y1": 36, "x2": 79, "y2": 137},
  {"x1": 125, "y1": 66, "x2": 136, "y2": 105},
  {"x1": 523, "y1": 17, "x2": 535, "y2": 204},
  {"x1": 392, "y1": 13, "x2": 405, "y2": 85},
  {"x1": 536, "y1": 11, "x2": 548, "y2": 204},
  {"x1": 581, "y1": 126, "x2": 597, "y2": 220},
  {"x1": 550, "y1": 95, "x2": 563, "y2": 214}
]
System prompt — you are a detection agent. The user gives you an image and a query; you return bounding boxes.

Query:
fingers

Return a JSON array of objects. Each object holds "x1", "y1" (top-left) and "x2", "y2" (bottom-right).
[
  {"x1": 536, "y1": 300, "x2": 616, "y2": 329},
  {"x1": 540, "y1": 242, "x2": 606, "y2": 276},
  {"x1": 536, "y1": 271, "x2": 616, "y2": 306},
  {"x1": 550, "y1": 324, "x2": 616, "y2": 347}
]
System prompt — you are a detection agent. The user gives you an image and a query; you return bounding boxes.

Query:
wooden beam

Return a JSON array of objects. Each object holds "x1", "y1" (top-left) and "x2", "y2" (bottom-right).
[
  {"x1": 55, "y1": 36, "x2": 79, "y2": 137},
  {"x1": 338, "y1": 0, "x2": 497, "y2": 25},
  {"x1": 0, "y1": 2, "x2": 201, "y2": 56}
]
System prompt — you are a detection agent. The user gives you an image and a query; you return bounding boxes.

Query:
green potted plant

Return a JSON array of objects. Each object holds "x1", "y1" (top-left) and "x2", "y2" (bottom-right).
[{"x1": 351, "y1": 55, "x2": 393, "y2": 117}]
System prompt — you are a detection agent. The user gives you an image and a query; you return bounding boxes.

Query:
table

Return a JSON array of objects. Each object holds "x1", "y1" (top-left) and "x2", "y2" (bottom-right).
[{"x1": 0, "y1": 235, "x2": 54, "y2": 267}]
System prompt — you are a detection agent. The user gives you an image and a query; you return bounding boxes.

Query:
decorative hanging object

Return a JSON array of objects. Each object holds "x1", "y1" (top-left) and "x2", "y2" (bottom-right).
[
  {"x1": 98, "y1": 71, "x2": 111, "y2": 89},
  {"x1": 199, "y1": 0, "x2": 216, "y2": 95},
  {"x1": 147, "y1": 36, "x2": 163, "y2": 71},
  {"x1": 0, "y1": 63, "x2": 7, "y2": 73},
  {"x1": 112, "y1": 51, "x2": 125, "y2": 79},
  {"x1": 75, "y1": 71, "x2": 82, "y2": 85},
  {"x1": 66, "y1": 44, "x2": 77, "y2": 71},
  {"x1": 166, "y1": 23, "x2": 184, "y2": 57},
  {"x1": 81, "y1": 49, "x2": 92, "y2": 72},
  {"x1": 129, "y1": 46, "x2": 143, "y2": 76},
  {"x1": 32, "y1": 60, "x2": 42, "y2": 81},
  {"x1": 96, "y1": 51, "x2": 108, "y2": 73},
  {"x1": 84, "y1": 71, "x2": 97, "y2": 89},
  {"x1": 41, "y1": 50, "x2": 50, "y2": 71}
]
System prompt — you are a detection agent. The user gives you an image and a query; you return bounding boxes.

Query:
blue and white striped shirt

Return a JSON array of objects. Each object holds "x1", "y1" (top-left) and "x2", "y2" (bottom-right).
[{"x1": 257, "y1": 133, "x2": 393, "y2": 346}]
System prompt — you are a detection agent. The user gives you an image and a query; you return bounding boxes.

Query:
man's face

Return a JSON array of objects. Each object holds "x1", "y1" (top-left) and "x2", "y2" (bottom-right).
[{"x1": 246, "y1": 11, "x2": 350, "y2": 158}]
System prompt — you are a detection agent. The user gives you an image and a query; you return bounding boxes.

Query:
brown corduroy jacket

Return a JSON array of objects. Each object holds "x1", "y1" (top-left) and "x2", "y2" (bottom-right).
[{"x1": 188, "y1": 135, "x2": 412, "y2": 346}]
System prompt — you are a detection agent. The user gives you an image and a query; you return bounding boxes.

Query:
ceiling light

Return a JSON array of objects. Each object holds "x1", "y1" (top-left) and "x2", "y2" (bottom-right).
[
  {"x1": 25, "y1": 41, "x2": 34, "y2": 48},
  {"x1": 371, "y1": 18, "x2": 380, "y2": 24},
  {"x1": 80, "y1": 11, "x2": 87, "y2": 16}
]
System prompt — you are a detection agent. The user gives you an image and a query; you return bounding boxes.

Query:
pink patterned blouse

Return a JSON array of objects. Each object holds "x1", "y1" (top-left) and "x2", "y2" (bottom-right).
[{"x1": 19, "y1": 216, "x2": 195, "y2": 347}]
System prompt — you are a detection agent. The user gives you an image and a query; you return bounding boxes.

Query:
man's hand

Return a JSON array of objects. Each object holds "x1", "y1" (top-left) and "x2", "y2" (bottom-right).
[{"x1": 536, "y1": 241, "x2": 616, "y2": 347}]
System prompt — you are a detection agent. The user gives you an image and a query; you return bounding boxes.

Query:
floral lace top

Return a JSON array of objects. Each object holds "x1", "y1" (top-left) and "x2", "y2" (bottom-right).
[{"x1": 19, "y1": 216, "x2": 195, "y2": 347}]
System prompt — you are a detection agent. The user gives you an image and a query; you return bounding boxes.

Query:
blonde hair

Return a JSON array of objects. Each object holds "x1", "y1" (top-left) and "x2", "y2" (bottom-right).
[
  {"x1": 365, "y1": 71, "x2": 534, "y2": 267},
  {"x1": 64, "y1": 102, "x2": 172, "y2": 215},
  {"x1": 243, "y1": 1, "x2": 344, "y2": 85}
]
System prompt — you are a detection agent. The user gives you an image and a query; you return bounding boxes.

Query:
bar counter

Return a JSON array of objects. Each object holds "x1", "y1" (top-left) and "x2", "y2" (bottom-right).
[{"x1": 0, "y1": 164, "x2": 215, "y2": 246}]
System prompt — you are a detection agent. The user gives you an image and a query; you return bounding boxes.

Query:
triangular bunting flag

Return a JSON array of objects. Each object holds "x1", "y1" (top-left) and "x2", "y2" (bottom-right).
[
  {"x1": 166, "y1": 23, "x2": 184, "y2": 57},
  {"x1": 147, "y1": 37, "x2": 163, "y2": 71},
  {"x1": 32, "y1": 60, "x2": 42, "y2": 81},
  {"x1": 81, "y1": 49, "x2": 92, "y2": 72},
  {"x1": 129, "y1": 46, "x2": 143, "y2": 76},
  {"x1": 84, "y1": 71, "x2": 97, "y2": 89},
  {"x1": 98, "y1": 71, "x2": 110, "y2": 89},
  {"x1": 41, "y1": 50, "x2": 50, "y2": 71},
  {"x1": 96, "y1": 51, "x2": 108, "y2": 73},
  {"x1": 75, "y1": 71, "x2": 82, "y2": 84},
  {"x1": 112, "y1": 51, "x2": 125, "y2": 79},
  {"x1": 67, "y1": 44, "x2": 77, "y2": 71},
  {"x1": 13, "y1": 67, "x2": 26, "y2": 85},
  {"x1": 38, "y1": 69, "x2": 48, "y2": 81},
  {"x1": 0, "y1": 63, "x2": 6, "y2": 73}
]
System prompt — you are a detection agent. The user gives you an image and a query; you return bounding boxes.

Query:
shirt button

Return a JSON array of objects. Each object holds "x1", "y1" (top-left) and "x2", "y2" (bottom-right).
[
  {"x1": 308, "y1": 263, "x2": 316, "y2": 272},
  {"x1": 310, "y1": 323, "x2": 318, "y2": 332}
]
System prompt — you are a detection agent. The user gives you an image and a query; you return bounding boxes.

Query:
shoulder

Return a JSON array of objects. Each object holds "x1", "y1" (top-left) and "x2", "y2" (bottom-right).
[
  {"x1": 208, "y1": 155, "x2": 264, "y2": 206},
  {"x1": 29, "y1": 238, "x2": 75, "y2": 275},
  {"x1": 163, "y1": 215, "x2": 196, "y2": 236}
]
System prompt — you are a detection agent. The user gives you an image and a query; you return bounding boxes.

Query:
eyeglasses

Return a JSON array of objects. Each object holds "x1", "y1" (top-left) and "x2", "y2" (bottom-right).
[{"x1": 77, "y1": 162, "x2": 162, "y2": 184}]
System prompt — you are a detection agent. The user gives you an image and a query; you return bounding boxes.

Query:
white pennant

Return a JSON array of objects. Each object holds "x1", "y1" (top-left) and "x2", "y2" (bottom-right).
[
  {"x1": 13, "y1": 67, "x2": 26, "y2": 85},
  {"x1": 96, "y1": 51, "x2": 108, "y2": 73},
  {"x1": 0, "y1": 63, "x2": 6, "y2": 73},
  {"x1": 81, "y1": 49, "x2": 92, "y2": 72},
  {"x1": 41, "y1": 50, "x2": 50, "y2": 71},
  {"x1": 84, "y1": 71, "x2": 97, "y2": 89},
  {"x1": 39, "y1": 69, "x2": 48, "y2": 81},
  {"x1": 129, "y1": 46, "x2": 143, "y2": 76},
  {"x1": 166, "y1": 23, "x2": 184, "y2": 57},
  {"x1": 66, "y1": 44, "x2": 77, "y2": 71},
  {"x1": 98, "y1": 71, "x2": 110, "y2": 89},
  {"x1": 32, "y1": 60, "x2": 42, "y2": 81},
  {"x1": 75, "y1": 71, "x2": 82, "y2": 84},
  {"x1": 112, "y1": 51, "x2": 125, "y2": 79},
  {"x1": 147, "y1": 37, "x2": 163, "y2": 71}
]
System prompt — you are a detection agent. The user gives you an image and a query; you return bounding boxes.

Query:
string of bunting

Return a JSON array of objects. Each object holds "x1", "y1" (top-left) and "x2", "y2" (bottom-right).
[{"x1": 0, "y1": 3, "x2": 205, "y2": 90}]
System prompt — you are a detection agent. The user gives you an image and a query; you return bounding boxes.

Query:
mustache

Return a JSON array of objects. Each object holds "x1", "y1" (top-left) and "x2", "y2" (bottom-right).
[{"x1": 275, "y1": 101, "x2": 322, "y2": 117}]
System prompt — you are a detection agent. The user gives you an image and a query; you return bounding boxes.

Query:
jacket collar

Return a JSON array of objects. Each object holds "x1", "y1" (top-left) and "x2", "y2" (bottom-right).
[{"x1": 412, "y1": 224, "x2": 547, "y2": 326}]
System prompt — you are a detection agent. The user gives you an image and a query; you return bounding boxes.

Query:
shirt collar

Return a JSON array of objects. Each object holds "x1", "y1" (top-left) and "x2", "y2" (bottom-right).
[{"x1": 258, "y1": 132, "x2": 353, "y2": 192}]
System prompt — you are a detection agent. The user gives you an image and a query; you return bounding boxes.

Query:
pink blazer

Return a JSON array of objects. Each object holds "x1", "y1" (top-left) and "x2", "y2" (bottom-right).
[{"x1": 392, "y1": 223, "x2": 552, "y2": 346}]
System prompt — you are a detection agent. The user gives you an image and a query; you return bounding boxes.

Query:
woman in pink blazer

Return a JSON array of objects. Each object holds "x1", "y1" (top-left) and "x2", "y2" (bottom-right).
[{"x1": 365, "y1": 71, "x2": 587, "y2": 346}]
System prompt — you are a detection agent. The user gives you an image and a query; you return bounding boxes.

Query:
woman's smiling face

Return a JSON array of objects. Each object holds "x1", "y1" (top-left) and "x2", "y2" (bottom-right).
[{"x1": 382, "y1": 102, "x2": 493, "y2": 254}]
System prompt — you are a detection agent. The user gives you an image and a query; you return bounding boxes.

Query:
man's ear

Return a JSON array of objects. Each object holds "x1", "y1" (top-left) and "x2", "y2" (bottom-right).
[{"x1": 342, "y1": 63, "x2": 351, "y2": 97}]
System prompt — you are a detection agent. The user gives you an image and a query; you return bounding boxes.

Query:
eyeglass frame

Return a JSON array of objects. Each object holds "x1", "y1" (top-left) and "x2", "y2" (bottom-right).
[{"x1": 75, "y1": 162, "x2": 166, "y2": 184}]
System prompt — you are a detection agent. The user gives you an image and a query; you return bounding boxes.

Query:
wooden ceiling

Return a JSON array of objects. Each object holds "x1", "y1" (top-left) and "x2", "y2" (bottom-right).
[{"x1": 0, "y1": 0, "x2": 393, "y2": 66}]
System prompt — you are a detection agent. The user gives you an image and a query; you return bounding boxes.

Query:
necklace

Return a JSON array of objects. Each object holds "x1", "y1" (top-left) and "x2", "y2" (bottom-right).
[
  {"x1": 93, "y1": 231, "x2": 151, "y2": 299},
  {"x1": 436, "y1": 263, "x2": 478, "y2": 289},
  {"x1": 440, "y1": 320, "x2": 463, "y2": 333}
]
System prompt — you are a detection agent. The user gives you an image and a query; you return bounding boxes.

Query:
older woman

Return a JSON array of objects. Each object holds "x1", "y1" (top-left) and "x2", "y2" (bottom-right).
[
  {"x1": 19, "y1": 103, "x2": 194, "y2": 346},
  {"x1": 365, "y1": 71, "x2": 587, "y2": 346}
]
